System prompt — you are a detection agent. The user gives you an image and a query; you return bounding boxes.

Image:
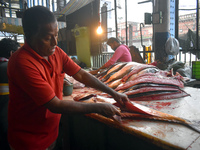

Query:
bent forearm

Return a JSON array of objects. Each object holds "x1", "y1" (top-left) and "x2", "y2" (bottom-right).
[
  {"x1": 45, "y1": 96, "x2": 100, "y2": 114},
  {"x1": 44, "y1": 96, "x2": 119, "y2": 117},
  {"x1": 98, "y1": 64, "x2": 107, "y2": 70}
]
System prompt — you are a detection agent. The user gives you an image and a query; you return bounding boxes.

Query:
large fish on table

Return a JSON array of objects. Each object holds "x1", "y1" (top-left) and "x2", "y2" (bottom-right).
[
  {"x1": 114, "y1": 101, "x2": 200, "y2": 133},
  {"x1": 107, "y1": 78, "x2": 122, "y2": 89},
  {"x1": 126, "y1": 67, "x2": 172, "y2": 82},
  {"x1": 115, "y1": 75, "x2": 184, "y2": 91},
  {"x1": 100, "y1": 62, "x2": 127, "y2": 80},
  {"x1": 122, "y1": 85, "x2": 190, "y2": 101},
  {"x1": 97, "y1": 63, "x2": 119, "y2": 79},
  {"x1": 123, "y1": 86, "x2": 180, "y2": 95},
  {"x1": 104, "y1": 62, "x2": 139, "y2": 84},
  {"x1": 121, "y1": 64, "x2": 156, "y2": 82},
  {"x1": 127, "y1": 89, "x2": 190, "y2": 101},
  {"x1": 103, "y1": 88, "x2": 189, "y2": 101}
]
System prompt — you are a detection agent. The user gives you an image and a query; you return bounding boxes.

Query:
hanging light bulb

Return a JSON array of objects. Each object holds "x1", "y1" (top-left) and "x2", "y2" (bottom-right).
[{"x1": 97, "y1": 22, "x2": 103, "y2": 35}]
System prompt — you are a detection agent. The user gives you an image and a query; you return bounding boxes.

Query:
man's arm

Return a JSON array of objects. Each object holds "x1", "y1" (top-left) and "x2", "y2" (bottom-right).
[
  {"x1": 89, "y1": 64, "x2": 107, "y2": 75},
  {"x1": 44, "y1": 96, "x2": 120, "y2": 117},
  {"x1": 45, "y1": 69, "x2": 128, "y2": 117},
  {"x1": 73, "y1": 69, "x2": 129, "y2": 105}
]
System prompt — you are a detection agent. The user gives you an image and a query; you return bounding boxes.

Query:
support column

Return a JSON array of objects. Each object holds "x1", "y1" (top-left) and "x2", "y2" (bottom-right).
[
  {"x1": 154, "y1": 0, "x2": 170, "y2": 69},
  {"x1": 114, "y1": 0, "x2": 118, "y2": 38}
]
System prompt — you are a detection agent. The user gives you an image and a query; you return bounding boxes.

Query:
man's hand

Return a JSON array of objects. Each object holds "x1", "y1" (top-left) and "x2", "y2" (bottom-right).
[
  {"x1": 112, "y1": 92, "x2": 129, "y2": 106},
  {"x1": 94, "y1": 103, "x2": 121, "y2": 117},
  {"x1": 89, "y1": 69, "x2": 99, "y2": 75}
]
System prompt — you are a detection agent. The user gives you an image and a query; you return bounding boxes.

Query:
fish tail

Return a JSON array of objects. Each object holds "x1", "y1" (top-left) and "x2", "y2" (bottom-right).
[{"x1": 185, "y1": 120, "x2": 200, "y2": 133}]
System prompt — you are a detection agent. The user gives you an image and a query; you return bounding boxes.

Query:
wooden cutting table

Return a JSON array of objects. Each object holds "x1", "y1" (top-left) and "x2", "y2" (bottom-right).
[{"x1": 61, "y1": 87, "x2": 200, "y2": 150}]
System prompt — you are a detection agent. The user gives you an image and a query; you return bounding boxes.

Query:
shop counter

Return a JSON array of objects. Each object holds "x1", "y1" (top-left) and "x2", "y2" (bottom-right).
[{"x1": 61, "y1": 87, "x2": 200, "y2": 150}]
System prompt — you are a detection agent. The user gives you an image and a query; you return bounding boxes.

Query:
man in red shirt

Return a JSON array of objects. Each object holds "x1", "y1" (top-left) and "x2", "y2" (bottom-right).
[
  {"x1": 7, "y1": 6, "x2": 129, "y2": 150},
  {"x1": 90, "y1": 37, "x2": 132, "y2": 75}
]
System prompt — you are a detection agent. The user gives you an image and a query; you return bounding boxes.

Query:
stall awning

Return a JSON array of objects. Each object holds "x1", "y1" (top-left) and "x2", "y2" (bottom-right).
[{"x1": 60, "y1": 0, "x2": 94, "y2": 16}]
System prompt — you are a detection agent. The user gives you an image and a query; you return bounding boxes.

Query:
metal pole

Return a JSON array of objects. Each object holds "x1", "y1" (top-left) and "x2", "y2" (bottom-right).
[
  {"x1": 125, "y1": 0, "x2": 128, "y2": 45},
  {"x1": 52, "y1": 0, "x2": 55, "y2": 12},
  {"x1": 9, "y1": 0, "x2": 12, "y2": 17},
  {"x1": 140, "y1": 23, "x2": 145, "y2": 60},
  {"x1": 114, "y1": 0, "x2": 118, "y2": 38},
  {"x1": 196, "y1": 0, "x2": 199, "y2": 60}
]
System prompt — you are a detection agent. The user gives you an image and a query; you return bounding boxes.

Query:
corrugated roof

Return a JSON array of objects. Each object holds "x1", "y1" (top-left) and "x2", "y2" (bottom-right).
[{"x1": 60, "y1": 0, "x2": 94, "y2": 16}]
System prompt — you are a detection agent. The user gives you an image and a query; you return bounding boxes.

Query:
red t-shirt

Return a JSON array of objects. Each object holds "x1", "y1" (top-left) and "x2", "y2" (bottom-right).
[{"x1": 7, "y1": 42, "x2": 81, "y2": 150}]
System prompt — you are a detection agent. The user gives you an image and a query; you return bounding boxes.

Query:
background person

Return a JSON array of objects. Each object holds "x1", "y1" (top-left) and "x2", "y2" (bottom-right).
[
  {"x1": 90, "y1": 37, "x2": 132, "y2": 75},
  {"x1": 7, "y1": 6, "x2": 129, "y2": 150},
  {"x1": 0, "y1": 38, "x2": 20, "y2": 150},
  {"x1": 71, "y1": 56, "x2": 86, "y2": 68}
]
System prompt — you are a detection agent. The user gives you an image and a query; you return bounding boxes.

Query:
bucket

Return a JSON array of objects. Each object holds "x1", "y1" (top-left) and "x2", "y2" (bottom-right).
[
  {"x1": 192, "y1": 61, "x2": 200, "y2": 80},
  {"x1": 63, "y1": 83, "x2": 73, "y2": 96}
]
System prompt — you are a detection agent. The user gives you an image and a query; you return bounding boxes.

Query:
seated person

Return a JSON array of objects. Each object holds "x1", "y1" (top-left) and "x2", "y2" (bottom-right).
[{"x1": 90, "y1": 37, "x2": 132, "y2": 75}]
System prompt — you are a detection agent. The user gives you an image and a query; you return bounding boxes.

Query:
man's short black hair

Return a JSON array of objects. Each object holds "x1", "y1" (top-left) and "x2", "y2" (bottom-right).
[
  {"x1": 106, "y1": 37, "x2": 120, "y2": 45},
  {"x1": 22, "y1": 6, "x2": 56, "y2": 40},
  {"x1": 0, "y1": 38, "x2": 20, "y2": 58}
]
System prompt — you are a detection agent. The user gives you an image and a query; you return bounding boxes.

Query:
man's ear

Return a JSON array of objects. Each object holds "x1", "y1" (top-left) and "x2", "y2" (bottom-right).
[{"x1": 10, "y1": 51, "x2": 13, "y2": 57}]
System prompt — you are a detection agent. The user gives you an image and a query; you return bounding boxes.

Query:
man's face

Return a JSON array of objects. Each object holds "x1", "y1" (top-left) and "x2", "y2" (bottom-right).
[
  {"x1": 30, "y1": 21, "x2": 58, "y2": 58},
  {"x1": 108, "y1": 42, "x2": 117, "y2": 51}
]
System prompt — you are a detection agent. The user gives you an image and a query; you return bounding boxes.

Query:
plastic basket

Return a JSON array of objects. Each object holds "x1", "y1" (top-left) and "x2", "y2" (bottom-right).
[{"x1": 192, "y1": 61, "x2": 200, "y2": 80}]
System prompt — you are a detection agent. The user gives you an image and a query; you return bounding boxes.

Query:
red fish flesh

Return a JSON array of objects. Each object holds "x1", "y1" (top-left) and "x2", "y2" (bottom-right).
[{"x1": 114, "y1": 101, "x2": 200, "y2": 133}]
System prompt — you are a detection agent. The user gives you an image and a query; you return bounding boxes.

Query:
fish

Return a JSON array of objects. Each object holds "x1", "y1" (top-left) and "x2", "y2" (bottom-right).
[
  {"x1": 73, "y1": 93, "x2": 97, "y2": 101},
  {"x1": 99, "y1": 84, "x2": 185, "y2": 100},
  {"x1": 114, "y1": 101, "x2": 200, "y2": 133},
  {"x1": 126, "y1": 83, "x2": 178, "y2": 92},
  {"x1": 101, "y1": 72, "x2": 116, "y2": 82},
  {"x1": 126, "y1": 72, "x2": 157, "y2": 83},
  {"x1": 122, "y1": 64, "x2": 156, "y2": 82},
  {"x1": 126, "y1": 67, "x2": 159, "y2": 82},
  {"x1": 104, "y1": 62, "x2": 138, "y2": 84},
  {"x1": 124, "y1": 70, "x2": 178, "y2": 88},
  {"x1": 116, "y1": 83, "x2": 175, "y2": 94},
  {"x1": 127, "y1": 89, "x2": 190, "y2": 101},
  {"x1": 123, "y1": 86, "x2": 180, "y2": 96},
  {"x1": 95, "y1": 62, "x2": 188, "y2": 101},
  {"x1": 107, "y1": 78, "x2": 122, "y2": 89},
  {"x1": 97, "y1": 63, "x2": 119, "y2": 79},
  {"x1": 115, "y1": 75, "x2": 184, "y2": 91},
  {"x1": 101, "y1": 62, "x2": 127, "y2": 80},
  {"x1": 135, "y1": 67, "x2": 159, "y2": 74},
  {"x1": 96, "y1": 70, "x2": 107, "y2": 78}
]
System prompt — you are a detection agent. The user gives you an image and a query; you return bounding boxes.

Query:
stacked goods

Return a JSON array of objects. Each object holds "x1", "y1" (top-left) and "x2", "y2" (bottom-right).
[{"x1": 96, "y1": 62, "x2": 190, "y2": 101}]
